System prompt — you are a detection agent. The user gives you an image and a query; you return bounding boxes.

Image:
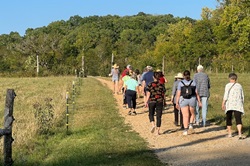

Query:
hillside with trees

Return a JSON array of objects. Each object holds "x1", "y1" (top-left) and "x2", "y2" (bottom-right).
[{"x1": 0, "y1": 0, "x2": 249, "y2": 76}]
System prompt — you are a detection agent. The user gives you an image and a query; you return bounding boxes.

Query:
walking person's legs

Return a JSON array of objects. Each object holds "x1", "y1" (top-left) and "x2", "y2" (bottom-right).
[
  {"x1": 189, "y1": 106, "x2": 195, "y2": 127},
  {"x1": 125, "y1": 90, "x2": 133, "y2": 115},
  {"x1": 118, "y1": 77, "x2": 123, "y2": 93},
  {"x1": 112, "y1": 81, "x2": 115, "y2": 94},
  {"x1": 148, "y1": 102, "x2": 156, "y2": 133},
  {"x1": 226, "y1": 111, "x2": 233, "y2": 137},
  {"x1": 180, "y1": 109, "x2": 184, "y2": 129},
  {"x1": 115, "y1": 80, "x2": 119, "y2": 94},
  {"x1": 131, "y1": 91, "x2": 137, "y2": 114},
  {"x1": 189, "y1": 97, "x2": 197, "y2": 131},
  {"x1": 173, "y1": 104, "x2": 179, "y2": 126},
  {"x1": 195, "y1": 101, "x2": 200, "y2": 125},
  {"x1": 201, "y1": 97, "x2": 208, "y2": 127},
  {"x1": 181, "y1": 106, "x2": 189, "y2": 135},
  {"x1": 234, "y1": 111, "x2": 243, "y2": 138},
  {"x1": 123, "y1": 88, "x2": 127, "y2": 108},
  {"x1": 143, "y1": 88, "x2": 147, "y2": 108},
  {"x1": 155, "y1": 102, "x2": 163, "y2": 135}
]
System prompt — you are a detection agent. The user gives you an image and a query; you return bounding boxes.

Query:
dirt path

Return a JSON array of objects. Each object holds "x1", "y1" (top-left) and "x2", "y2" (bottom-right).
[{"x1": 96, "y1": 77, "x2": 250, "y2": 166}]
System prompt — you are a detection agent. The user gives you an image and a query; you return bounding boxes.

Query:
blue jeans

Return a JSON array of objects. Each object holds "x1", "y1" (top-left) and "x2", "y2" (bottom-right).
[{"x1": 195, "y1": 96, "x2": 208, "y2": 127}]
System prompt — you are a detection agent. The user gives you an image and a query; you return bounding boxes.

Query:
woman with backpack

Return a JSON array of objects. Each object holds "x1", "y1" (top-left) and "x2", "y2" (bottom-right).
[{"x1": 175, "y1": 70, "x2": 202, "y2": 136}]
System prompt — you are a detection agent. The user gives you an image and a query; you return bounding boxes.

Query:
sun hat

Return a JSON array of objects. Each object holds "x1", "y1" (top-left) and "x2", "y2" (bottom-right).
[
  {"x1": 156, "y1": 69, "x2": 161, "y2": 72},
  {"x1": 112, "y1": 64, "x2": 119, "y2": 69},
  {"x1": 175, "y1": 73, "x2": 184, "y2": 79},
  {"x1": 197, "y1": 65, "x2": 203, "y2": 71}
]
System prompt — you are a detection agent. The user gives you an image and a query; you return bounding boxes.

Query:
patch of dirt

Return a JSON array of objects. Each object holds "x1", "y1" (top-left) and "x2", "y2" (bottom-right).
[{"x1": 96, "y1": 77, "x2": 250, "y2": 166}]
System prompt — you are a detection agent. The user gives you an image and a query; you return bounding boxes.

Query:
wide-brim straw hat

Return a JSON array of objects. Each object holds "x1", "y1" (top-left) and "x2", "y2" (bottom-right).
[
  {"x1": 156, "y1": 69, "x2": 161, "y2": 72},
  {"x1": 112, "y1": 64, "x2": 119, "y2": 69},
  {"x1": 175, "y1": 73, "x2": 183, "y2": 79}
]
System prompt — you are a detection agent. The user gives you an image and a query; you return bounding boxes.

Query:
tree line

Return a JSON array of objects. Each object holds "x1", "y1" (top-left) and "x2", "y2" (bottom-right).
[{"x1": 0, "y1": 0, "x2": 249, "y2": 77}]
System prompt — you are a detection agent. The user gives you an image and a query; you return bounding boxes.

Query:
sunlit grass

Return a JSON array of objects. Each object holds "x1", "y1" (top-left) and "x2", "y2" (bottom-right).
[
  {"x1": 0, "y1": 76, "x2": 74, "y2": 164},
  {"x1": 0, "y1": 77, "x2": 163, "y2": 166},
  {"x1": 1, "y1": 73, "x2": 249, "y2": 165}
]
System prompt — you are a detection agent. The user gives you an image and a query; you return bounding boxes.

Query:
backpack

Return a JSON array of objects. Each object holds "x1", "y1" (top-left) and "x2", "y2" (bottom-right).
[{"x1": 181, "y1": 80, "x2": 195, "y2": 99}]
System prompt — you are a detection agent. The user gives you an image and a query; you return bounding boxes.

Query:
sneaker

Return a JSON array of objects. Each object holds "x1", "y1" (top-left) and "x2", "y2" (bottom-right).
[
  {"x1": 183, "y1": 130, "x2": 188, "y2": 136},
  {"x1": 132, "y1": 111, "x2": 137, "y2": 115},
  {"x1": 128, "y1": 111, "x2": 132, "y2": 115},
  {"x1": 238, "y1": 135, "x2": 245, "y2": 140},
  {"x1": 189, "y1": 125, "x2": 195, "y2": 134},
  {"x1": 189, "y1": 125, "x2": 193, "y2": 130}
]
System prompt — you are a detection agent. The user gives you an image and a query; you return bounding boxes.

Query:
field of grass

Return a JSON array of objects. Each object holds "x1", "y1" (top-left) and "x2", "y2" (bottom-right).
[
  {"x1": 0, "y1": 76, "x2": 163, "y2": 166},
  {"x1": 0, "y1": 73, "x2": 249, "y2": 165}
]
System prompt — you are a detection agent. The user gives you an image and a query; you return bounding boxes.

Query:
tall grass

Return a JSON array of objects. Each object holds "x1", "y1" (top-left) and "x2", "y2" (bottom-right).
[
  {"x1": 0, "y1": 73, "x2": 249, "y2": 165},
  {"x1": 0, "y1": 76, "x2": 74, "y2": 164},
  {"x1": 0, "y1": 77, "x2": 163, "y2": 166}
]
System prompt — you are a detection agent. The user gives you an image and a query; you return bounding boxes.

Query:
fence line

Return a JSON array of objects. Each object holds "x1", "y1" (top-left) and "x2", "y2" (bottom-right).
[{"x1": 65, "y1": 77, "x2": 83, "y2": 134}]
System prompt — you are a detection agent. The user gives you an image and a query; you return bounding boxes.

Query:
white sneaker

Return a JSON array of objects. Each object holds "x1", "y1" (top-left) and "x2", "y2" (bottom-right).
[
  {"x1": 189, "y1": 125, "x2": 195, "y2": 134},
  {"x1": 189, "y1": 125, "x2": 193, "y2": 129},
  {"x1": 183, "y1": 130, "x2": 188, "y2": 136}
]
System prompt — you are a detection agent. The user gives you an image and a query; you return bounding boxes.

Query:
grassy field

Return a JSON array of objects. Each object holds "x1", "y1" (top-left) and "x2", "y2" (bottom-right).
[
  {"x1": 0, "y1": 76, "x2": 163, "y2": 166},
  {"x1": 0, "y1": 73, "x2": 249, "y2": 165}
]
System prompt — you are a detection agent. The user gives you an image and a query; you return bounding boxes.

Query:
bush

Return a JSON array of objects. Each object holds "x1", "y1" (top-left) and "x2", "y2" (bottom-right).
[{"x1": 33, "y1": 98, "x2": 54, "y2": 135}]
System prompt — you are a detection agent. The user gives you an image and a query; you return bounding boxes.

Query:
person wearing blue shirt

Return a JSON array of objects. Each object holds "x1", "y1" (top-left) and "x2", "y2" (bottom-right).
[{"x1": 142, "y1": 66, "x2": 154, "y2": 107}]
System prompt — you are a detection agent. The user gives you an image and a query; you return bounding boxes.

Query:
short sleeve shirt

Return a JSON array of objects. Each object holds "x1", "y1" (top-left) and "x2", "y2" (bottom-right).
[
  {"x1": 146, "y1": 81, "x2": 165, "y2": 103},
  {"x1": 121, "y1": 69, "x2": 129, "y2": 78},
  {"x1": 142, "y1": 71, "x2": 154, "y2": 86},
  {"x1": 125, "y1": 78, "x2": 138, "y2": 91}
]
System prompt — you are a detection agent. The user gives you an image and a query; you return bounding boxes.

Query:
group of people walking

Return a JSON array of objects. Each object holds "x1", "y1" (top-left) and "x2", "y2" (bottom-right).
[{"x1": 110, "y1": 63, "x2": 245, "y2": 138}]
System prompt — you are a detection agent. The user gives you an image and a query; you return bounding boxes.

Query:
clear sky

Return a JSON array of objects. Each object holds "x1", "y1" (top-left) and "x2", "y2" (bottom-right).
[{"x1": 0, "y1": 0, "x2": 218, "y2": 36}]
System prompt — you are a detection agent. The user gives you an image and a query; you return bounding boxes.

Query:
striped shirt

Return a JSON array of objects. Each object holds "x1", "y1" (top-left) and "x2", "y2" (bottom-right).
[{"x1": 193, "y1": 72, "x2": 210, "y2": 97}]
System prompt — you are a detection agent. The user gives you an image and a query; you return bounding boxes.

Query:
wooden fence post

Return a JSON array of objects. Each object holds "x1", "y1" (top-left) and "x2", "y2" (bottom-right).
[{"x1": 3, "y1": 89, "x2": 16, "y2": 166}]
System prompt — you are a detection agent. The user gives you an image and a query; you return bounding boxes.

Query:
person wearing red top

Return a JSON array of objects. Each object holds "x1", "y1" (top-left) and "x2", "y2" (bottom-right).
[
  {"x1": 121, "y1": 68, "x2": 129, "y2": 78},
  {"x1": 156, "y1": 69, "x2": 168, "y2": 84},
  {"x1": 156, "y1": 69, "x2": 168, "y2": 106},
  {"x1": 119, "y1": 65, "x2": 132, "y2": 92}
]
